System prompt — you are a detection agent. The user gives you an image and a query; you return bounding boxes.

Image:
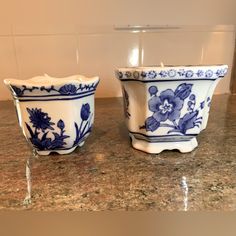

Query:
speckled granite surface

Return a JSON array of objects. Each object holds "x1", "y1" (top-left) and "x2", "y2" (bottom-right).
[{"x1": 0, "y1": 95, "x2": 235, "y2": 211}]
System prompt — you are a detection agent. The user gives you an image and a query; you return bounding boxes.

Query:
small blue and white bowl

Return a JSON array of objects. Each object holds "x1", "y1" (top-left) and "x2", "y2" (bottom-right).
[
  {"x1": 4, "y1": 74, "x2": 99, "y2": 155},
  {"x1": 115, "y1": 65, "x2": 228, "y2": 153}
]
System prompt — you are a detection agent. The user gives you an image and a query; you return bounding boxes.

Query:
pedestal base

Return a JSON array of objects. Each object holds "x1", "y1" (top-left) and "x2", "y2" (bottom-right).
[
  {"x1": 129, "y1": 133, "x2": 198, "y2": 154},
  {"x1": 36, "y1": 146, "x2": 77, "y2": 156}
]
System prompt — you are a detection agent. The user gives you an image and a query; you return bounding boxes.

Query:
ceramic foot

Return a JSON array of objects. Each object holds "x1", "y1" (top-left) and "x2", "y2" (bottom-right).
[
  {"x1": 36, "y1": 146, "x2": 77, "y2": 156},
  {"x1": 129, "y1": 134, "x2": 198, "y2": 154},
  {"x1": 78, "y1": 141, "x2": 85, "y2": 147}
]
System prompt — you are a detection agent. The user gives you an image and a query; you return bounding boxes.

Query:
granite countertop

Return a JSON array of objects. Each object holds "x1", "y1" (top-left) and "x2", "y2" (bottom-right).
[{"x1": 0, "y1": 95, "x2": 235, "y2": 211}]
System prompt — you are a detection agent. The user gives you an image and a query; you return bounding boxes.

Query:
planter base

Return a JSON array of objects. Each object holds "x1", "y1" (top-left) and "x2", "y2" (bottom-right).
[
  {"x1": 36, "y1": 146, "x2": 77, "y2": 156},
  {"x1": 129, "y1": 133, "x2": 198, "y2": 154}
]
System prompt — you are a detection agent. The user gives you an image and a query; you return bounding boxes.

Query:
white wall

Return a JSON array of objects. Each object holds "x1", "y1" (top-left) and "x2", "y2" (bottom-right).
[{"x1": 0, "y1": 1, "x2": 236, "y2": 100}]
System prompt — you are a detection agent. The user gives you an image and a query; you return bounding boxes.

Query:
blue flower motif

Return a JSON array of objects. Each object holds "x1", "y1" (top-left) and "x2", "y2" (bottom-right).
[
  {"x1": 177, "y1": 69, "x2": 186, "y2": 76},
  {"x1": 196, "y1": 70, "x2": 204, "y2": 77},
  {"x1": 141, "y1": 71, "x2": 147, "y2": 78},
  {"x1": 145, "y1": 116, "x2": 160, "y2": 132},
  {"x1": 27, "y1": 108, "x2": 55, "y2": 131},
  {"x1": 125, "y1": 71, "x2": 132, "y2": 78},
  {"x1": 59, "y1": 84, "x2": 77, "y2": 95},
  {"x1": 216, "y1": 69, "x2": 223, "y2": 77},
  {"x1": 185, "y1": 70, "x2": 194, "y2": 78},
  {"x1": 148, "y1": 89, "x2": 184, "y2": 122},
  {"x1": 81, "y1": 103, "x2": 91, "y2": 121},
  {"x1": 57, "y1": 119, "x2": 65, "y2": 130},
  {"x1": 205, "y1": 70, "x2": 213, "y2": 78},
  {"x1": 159, "y1": 70, "x2": 168, "y2": 77},
  {"x1": 189, "y1": 94, "x2": 196, "y2": 101},
  {"x1": 168, "y1": 69, "x2": 177, "y2": 77},
  {"x1": 133, "y1": 71, "x2": 140, "y2": 79},
  {"x1": 148, "y1": 86, "x2": 158, "y2": 96},
  {"x1": 117, "y1": 71, "x2": 123, "y2": 79},
  {"x1": 148, "y1": 70, "x2": 157, "y2": 79}
]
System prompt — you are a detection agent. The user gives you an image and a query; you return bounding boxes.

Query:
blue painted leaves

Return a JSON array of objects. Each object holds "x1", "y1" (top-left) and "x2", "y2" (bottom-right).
[
  {"x1": 122, "y1": 87, "x2": 131, "y2": 119},
  {"x1": 174, "y1": 83, "x2": 192, "y2": 100},
  {"x1": 142, "y1": 83, "x2": 204, "y2": 134}
]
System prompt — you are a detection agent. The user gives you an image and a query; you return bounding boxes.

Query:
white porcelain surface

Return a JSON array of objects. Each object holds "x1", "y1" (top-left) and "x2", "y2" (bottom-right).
[
  {"x1": 115, "y1": 65, "x2": 228, "y2": 154},
  {"x1": 4, "y1": 74, "x2": 99, "y2": 155}
]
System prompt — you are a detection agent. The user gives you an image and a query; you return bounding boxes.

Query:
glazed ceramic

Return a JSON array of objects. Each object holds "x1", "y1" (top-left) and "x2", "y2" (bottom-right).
[
  {"x1": 115, "y1": 65, "x2": 228, "y2": 153},
  {"x1": 4, "y1": 74, "x2": 99, "y2": 155}
]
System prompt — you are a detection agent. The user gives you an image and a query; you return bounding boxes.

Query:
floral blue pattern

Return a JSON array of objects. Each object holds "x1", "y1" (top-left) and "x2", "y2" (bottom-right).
[
  {"x1": 74, "y1": 103, "x2": 93, "y2": 146},
  {"x1": 27, "y1": 108, "x2": 54, "y2": 131},
  {"x1": 25, "y1": 108, "x2": 69, "y2": 150},
  {"x1": 116, "y1": 67, "x2": 228, "y2": 80},
  {"x1": 25, "y1": 104, "x2": 93, "y2": 151},
  {"x1": 140, "y1": 83, "x2": 204, "y2": 134},
  {"x1": 58, "y1": 84, "x2": 77, "y2": 95},
  {"x1": 11, "y1": 82, "x2": 99, "y2": 97},
  {"x1": 122, "y1": 87, "x2": 131, "y2": 118}
]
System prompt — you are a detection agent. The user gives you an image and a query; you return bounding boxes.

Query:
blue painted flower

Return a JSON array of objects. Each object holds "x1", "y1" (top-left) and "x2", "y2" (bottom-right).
[
  {"x1": 205, "y1": 70, "x2": 213, "y2": 78},
  {"x1": 159, "y1": 70, "x2": 168, "y2": 77},
  {"x1": 81, "y1": 103, "x2": 91, "y2": 121},
  {"x1": 148, "y1": 89, "x2": 184, "y2": 122},
  {"x1": 196, "y1": 70, "x2": 204, "y2": 77},
  {"x1": 148, "y1": 86, "x2": 158, "y2": 96},
  {"x1": 117, "y1": 71, "x2": 123, "y2": 79},
  {"x1": 145, "y1": 116, "x2": 160, "y2": 132},
  {"x1": 57, "y1": 119, "x2": 65, "y2": 130},
  {"x1": 185, "y1": 70, "x2": 194, "y2": 78},
  {"x1": 125, "y1": 71, "x2": 132, "y2": 78},
  {"x1": 59, "y1": 84, "x2": 77, "y2": 95},
  {"x1": 148, "y1": 70, "x2": 157, "y2": 79},
  {"x1": 133, "y1": 71, "x2": 140, "y2": 79},
  {"x1": 168, "y1": 69, "x2": 177, "y2": 77},
  {"x1": 141, "y1": 71, "x2": 147, "y2": 78},
  {"x1": 27, "y1": 108, "x2": 54, "y2": 131},
  {"x1": 177, "y1": 69, "x2": 185, "y2": 76},
  {"x1": 189, "y1": 94, "x2": 196, "y2": 100}
]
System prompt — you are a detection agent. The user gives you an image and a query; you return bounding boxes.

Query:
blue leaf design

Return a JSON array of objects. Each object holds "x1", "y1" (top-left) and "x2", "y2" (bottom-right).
[
  {"x1": 174, "y1": 83, "x2": 193, "y2": 100},
  {"x1": 178, "y1": 111, "x2": 199, "y2": 134}
]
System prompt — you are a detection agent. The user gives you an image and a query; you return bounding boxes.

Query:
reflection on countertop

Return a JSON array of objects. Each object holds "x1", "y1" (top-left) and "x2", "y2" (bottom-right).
[{"x1": 0, "y1": 95, "x2": 235, "y2": 211}]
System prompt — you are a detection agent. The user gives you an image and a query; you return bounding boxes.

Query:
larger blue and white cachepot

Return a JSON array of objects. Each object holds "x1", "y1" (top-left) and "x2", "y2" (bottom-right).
[
  {"x1": 115, "y1": 65, "x2": 228, "y2": 153},
  {"x1": 4, "y1": 74, "x2": 99, "y2": 155}
]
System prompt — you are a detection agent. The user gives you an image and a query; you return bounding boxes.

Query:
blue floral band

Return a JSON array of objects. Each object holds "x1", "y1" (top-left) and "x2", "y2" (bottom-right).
[
  {"x1": 10, "y1": 81, "x2": 99, "y2": 98},
  {"x1": 115, "y1": 65, "x2": 228, "y2": 81}
]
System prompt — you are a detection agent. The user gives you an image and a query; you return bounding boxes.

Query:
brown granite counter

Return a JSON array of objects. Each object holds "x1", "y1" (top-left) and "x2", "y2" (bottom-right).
[{"x1": 0, "y1": 95, "x2": 235, "y2": 211}]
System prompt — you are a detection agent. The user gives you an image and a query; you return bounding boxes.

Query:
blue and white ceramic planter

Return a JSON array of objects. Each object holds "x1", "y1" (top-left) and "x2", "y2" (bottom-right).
[
  {"x1": 4, "y1": 74, "x2": 99, "y2": 155},
  {"x1": 115, "y1": 65, "x2": 228, "y2": 153}
]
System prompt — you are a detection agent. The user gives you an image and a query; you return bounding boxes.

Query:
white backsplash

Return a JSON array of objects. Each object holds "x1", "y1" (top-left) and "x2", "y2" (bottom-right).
[{"x1": 0, "y1": 25, "x2": 235, "y2": 100}]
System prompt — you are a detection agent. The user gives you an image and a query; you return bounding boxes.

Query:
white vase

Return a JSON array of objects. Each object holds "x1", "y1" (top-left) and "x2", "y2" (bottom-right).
[
  {"x1": 115, "y1": 65, "x2": 228, "y2": 154},
  {"x1": 4, "y1": 74, "x2": 99, "y2": 155}
]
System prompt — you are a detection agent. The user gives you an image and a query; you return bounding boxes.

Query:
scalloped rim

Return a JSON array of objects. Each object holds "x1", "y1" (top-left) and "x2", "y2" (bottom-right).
[{"x1": 4, "y1": 74, "x2": 99, "y2": 87}]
